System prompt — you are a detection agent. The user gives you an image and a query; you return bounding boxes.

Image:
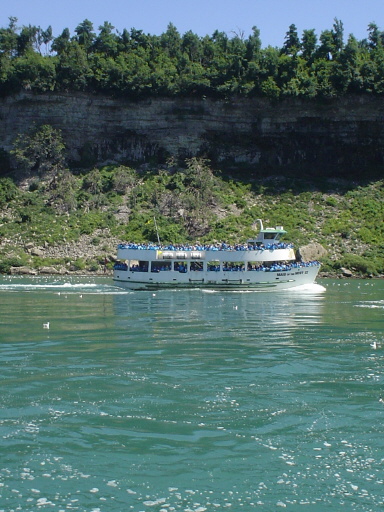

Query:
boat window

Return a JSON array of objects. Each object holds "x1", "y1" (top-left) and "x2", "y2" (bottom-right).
[
  {"x1": 174, "y1": 261, "x2": 187, "y2": 273},
  {"x1": 247, "y1": 262, "x2": 264, "y2": 271},
  {"x1": 222, "y1": 262, "x2": 244, "y2": 271},
  {"x1": 207, "y1": 261, "x2": 220, "y2": 272},
  {"x1": 114, "y1": 262, "x2": 128, "y2": 271},
  {"x1": 151, "y1": 262, "x2": 171, "y2": 272},
  {"x1": 190, "y1": 261, "x2": 203, "y2": 271},
  {"x1": 130, "y1": 260, "x2": 148, "y2": 272}
]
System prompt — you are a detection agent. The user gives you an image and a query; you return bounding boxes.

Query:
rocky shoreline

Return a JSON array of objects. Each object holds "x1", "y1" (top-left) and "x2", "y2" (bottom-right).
[
  {"x1": 6, "y1": 265, "x2": 113, "y2": 276},
  {"x1": 1, "y1": 231, "x2": 119, "y2": 277}
]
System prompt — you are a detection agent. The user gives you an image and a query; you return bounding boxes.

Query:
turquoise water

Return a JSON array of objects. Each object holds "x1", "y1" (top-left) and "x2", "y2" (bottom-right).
[{"x1": 0, "y1": 276, "x2": 383, "y2": 511}]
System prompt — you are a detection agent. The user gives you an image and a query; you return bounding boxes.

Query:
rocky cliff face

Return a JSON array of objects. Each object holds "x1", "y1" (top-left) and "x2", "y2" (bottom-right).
[{"x1": 1, "y1": 92, "x2": 384, "y2": 177}]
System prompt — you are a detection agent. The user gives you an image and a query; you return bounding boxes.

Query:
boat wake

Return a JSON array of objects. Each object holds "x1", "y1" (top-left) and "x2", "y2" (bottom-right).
[
  {"x1": 201, "y1": 283, "x2": 326, "y2": 294},
  {"x1": 0, "y1": 279, "x2": 130, "y2": 294},
  {"x1": 355, "y1": 300, "x2": 384, "y2": 310},
  {"x1": 285, "y1": 283, "x2": 326, "y2": 293}
]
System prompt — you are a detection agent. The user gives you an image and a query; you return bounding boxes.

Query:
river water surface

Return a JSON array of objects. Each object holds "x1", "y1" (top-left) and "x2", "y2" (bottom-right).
[{"x1": 0, "y1": 277, "x2": 383, "y2": 511}]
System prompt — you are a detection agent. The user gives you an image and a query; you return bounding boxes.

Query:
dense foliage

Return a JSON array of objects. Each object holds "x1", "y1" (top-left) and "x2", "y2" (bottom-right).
[
  {"x1": 1, "y1": 154, "x2": 383, "y2": 276},
  {"x1": 1, "y1": 17, "x2": 384, "y2": 99}
]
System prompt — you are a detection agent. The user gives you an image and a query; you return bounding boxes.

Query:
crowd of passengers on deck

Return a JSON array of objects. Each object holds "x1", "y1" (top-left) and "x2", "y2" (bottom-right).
[
  {"x1": 114, "y1": 260, "x2": 320, "y2": 272},
  {"x1": 208, "y1": 261, "x2": 320, "y2": 272},
  {"x1": 118, "y1": 241, "x2": 294, "y2": 252}
]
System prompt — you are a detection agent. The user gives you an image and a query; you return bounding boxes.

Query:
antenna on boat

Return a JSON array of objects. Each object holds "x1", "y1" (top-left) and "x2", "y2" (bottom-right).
[{"x1": 153, "y1": 216, "x2": 161, "y2": 245}]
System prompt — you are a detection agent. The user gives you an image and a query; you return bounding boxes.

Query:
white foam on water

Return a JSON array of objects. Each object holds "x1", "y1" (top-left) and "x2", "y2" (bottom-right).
[
  {"x1": 0, "y1": 280, "x2": 131, "y2": 295},
  {"x1": 283, "y1": 283, "x2": 326, "y2": 293},
  {"x1": 0, "y1": 282, "x2": 97, "y2": 291},
  {"x1": 355, "y1": 303, "x2": 384, "y2": 309},
  {"x1": 201, "y1": 283, "x2": 326, "y2": 294}
]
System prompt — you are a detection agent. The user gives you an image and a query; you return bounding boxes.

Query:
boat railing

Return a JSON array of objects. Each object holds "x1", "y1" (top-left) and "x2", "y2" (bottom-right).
[{"x1": 117, "y1": 242, "x2": 294, "y2": 252}]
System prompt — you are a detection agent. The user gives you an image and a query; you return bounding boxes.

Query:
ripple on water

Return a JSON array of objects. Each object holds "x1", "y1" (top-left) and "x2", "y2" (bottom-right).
[{"x1": 1, "y1": 278, "x2": 384, "y2": 511}]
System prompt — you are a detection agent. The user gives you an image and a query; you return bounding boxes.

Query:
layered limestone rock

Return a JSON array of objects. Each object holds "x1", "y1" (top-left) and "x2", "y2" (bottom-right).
[{"x1": 1, "y1": 93, "x2": 384, "y2": 176}]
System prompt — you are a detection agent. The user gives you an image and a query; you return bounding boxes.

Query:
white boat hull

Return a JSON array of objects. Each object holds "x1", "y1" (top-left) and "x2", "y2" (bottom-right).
[{"x1": 113, "y1": 265, "x2": 320, "y2": 291}]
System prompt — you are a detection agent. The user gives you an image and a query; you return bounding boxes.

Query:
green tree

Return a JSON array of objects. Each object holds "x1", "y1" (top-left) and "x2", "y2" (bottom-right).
[
  {"x1": 312, "y1": 58, "x2": 336, "y2": 97},
  {"x1": 93, "y1": 21, "x2": 118, "y2": 56},
  {"x1": 360, "y1": 58, "x2": 378, "y2": 93},
  {"x1": 332, "y1": 18, "x2": 344, "y2": 54},
  {"x1": 301, "y1": 29, "x2": 317, "y2": 61},
  {"x1": 278, "y1": 53, "x2": 299, "y2": 89},
  {"x1": 90, "y1": 54, "x2": 118, "y2": 93},
  {"x1": 178, "y1": 57, "x2": 210, "y2": 95},
  {"x1": 226, "y1": 35, "x2": 247, "y2": 80},
  {"x1": 111, "y1": 165, "x2": 137, "y2": 194},
  {"x1": 82, "y1": 167, "x2": 104, "y2": 195},
  {"x1": 367, "y1": 22, "x2": 382, "y2": 49},
  {"x1": 13, "y1": 51, "x2": 56, "y2": 92},
  {"x1": 118, "y1": 49, "x2": 152, "y2": 96},
  {"x1": 372, "y1": 46, "x2": 384, "y2": 93},
  {"x1": 11, "y1": 124, "x2": 66, "y2": 179},
  {"x1": 49, "y1": 168, "x2": 77, "y2": 212},
  {"x1": 316, "y1": 29, "x2": 335, "y2": 60},
  {"x1": 0, "y1": 177, "x2": 18, "y2": 207},
  {"x1": 74, "y1": 19, "x2": 95, "y2": 54},
  {"x1": 261, "y1": 78, "x2": 280, "y2": 100},
  {"x1": 81, "y1": 167, "x2": 108, "y2": 209},
  {"x1": 212, "y1": 30, "x2": 228, "y2": 53},
  {"x1": 0, "y1": 53, "x2": 16, "y2": 96},
  {"x1": 129, "y1": 28, "x2": 150, "y2": 50},
  {"x1": 51, "y1": 28, "x2": 70, "y2": 55},
  {"x1": 167, "y1": 158, "x2": 218, "y2": 237},
  {"x1": 150, "y1": 53, "x2": 180, "y2": 95},
  {"x1": 181, "y1": 30, "x2": 202, "y2": 62},
  {"x1": 260, "y1": 46, "x2": 280, "y2": 81},
  {"x1": 17, "y1": 24, "x2": 40, "y2": 56},
  {"x1": 281, "y1": 57, "x2": 316, "y2": 97},
  {"x1": 161, "y1": 23, "x2": 181, "y2": 59},
  {"x1": 246, "y1": 26, "x2": 262, "y2": 61},
  {"x1": 41, "y1": 25, "x2": 53, "y2": 55},
  {"x1": 0, "y1": 16, "x2": 18, "y2": 56},
  {"x1": 56, "y1": 40, "x2": 92, "y2": 90},
  {"x1": 337, "y1": 34, "x2": 363, "y2": 93},
  {"x1": 282, "y1": 24, "x2": 300, "y2": 56}
]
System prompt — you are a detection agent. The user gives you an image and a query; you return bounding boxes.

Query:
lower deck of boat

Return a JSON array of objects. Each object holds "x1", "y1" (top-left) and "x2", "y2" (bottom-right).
[{"x1": 113, "y1": 271, "x2": 318, "y2": 291}]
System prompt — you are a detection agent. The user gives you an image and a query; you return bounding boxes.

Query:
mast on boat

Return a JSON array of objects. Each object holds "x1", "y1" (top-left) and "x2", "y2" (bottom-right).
[{"x1": 153, "y1": 216, "x2": 161, "y2": 245}]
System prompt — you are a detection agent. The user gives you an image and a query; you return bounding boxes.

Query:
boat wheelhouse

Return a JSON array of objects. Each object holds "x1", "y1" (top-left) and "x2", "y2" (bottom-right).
[{"x1": 113, "y1": 221, "x2": 320, "y2": 291}]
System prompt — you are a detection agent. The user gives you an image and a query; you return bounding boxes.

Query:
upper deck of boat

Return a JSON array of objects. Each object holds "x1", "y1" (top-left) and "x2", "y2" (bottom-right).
[{"x1": 116, "y1": 222, "x2": 297, "y2": 262}]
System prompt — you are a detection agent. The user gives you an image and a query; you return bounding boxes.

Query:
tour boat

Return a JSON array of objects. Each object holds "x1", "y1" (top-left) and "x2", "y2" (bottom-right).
[{"x1": 113, "y1": 220, "x2": 320, "y2": 291}]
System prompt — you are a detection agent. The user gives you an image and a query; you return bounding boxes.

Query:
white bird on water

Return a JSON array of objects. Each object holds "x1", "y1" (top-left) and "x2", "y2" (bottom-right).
[
  {"x1": 43, "y1": 322, "x2": 50, "y2": 329},
  {"x1": 371, "y1": 341, "x2": 377, "y2": 350}
]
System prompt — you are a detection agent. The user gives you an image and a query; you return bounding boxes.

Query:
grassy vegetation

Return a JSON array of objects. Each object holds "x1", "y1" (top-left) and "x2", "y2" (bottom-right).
[{"x1": 0, "y1": 161, "x2": 383, "y2": 277}]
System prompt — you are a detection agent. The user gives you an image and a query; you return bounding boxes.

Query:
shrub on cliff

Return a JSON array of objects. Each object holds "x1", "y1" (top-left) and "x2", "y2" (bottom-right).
[
  {"x1": 0, "y1": 177, "x2": 18, "y2": 206},
  {"x1": 11, "y1": 124, "x2": 66, "y2": 180}
]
